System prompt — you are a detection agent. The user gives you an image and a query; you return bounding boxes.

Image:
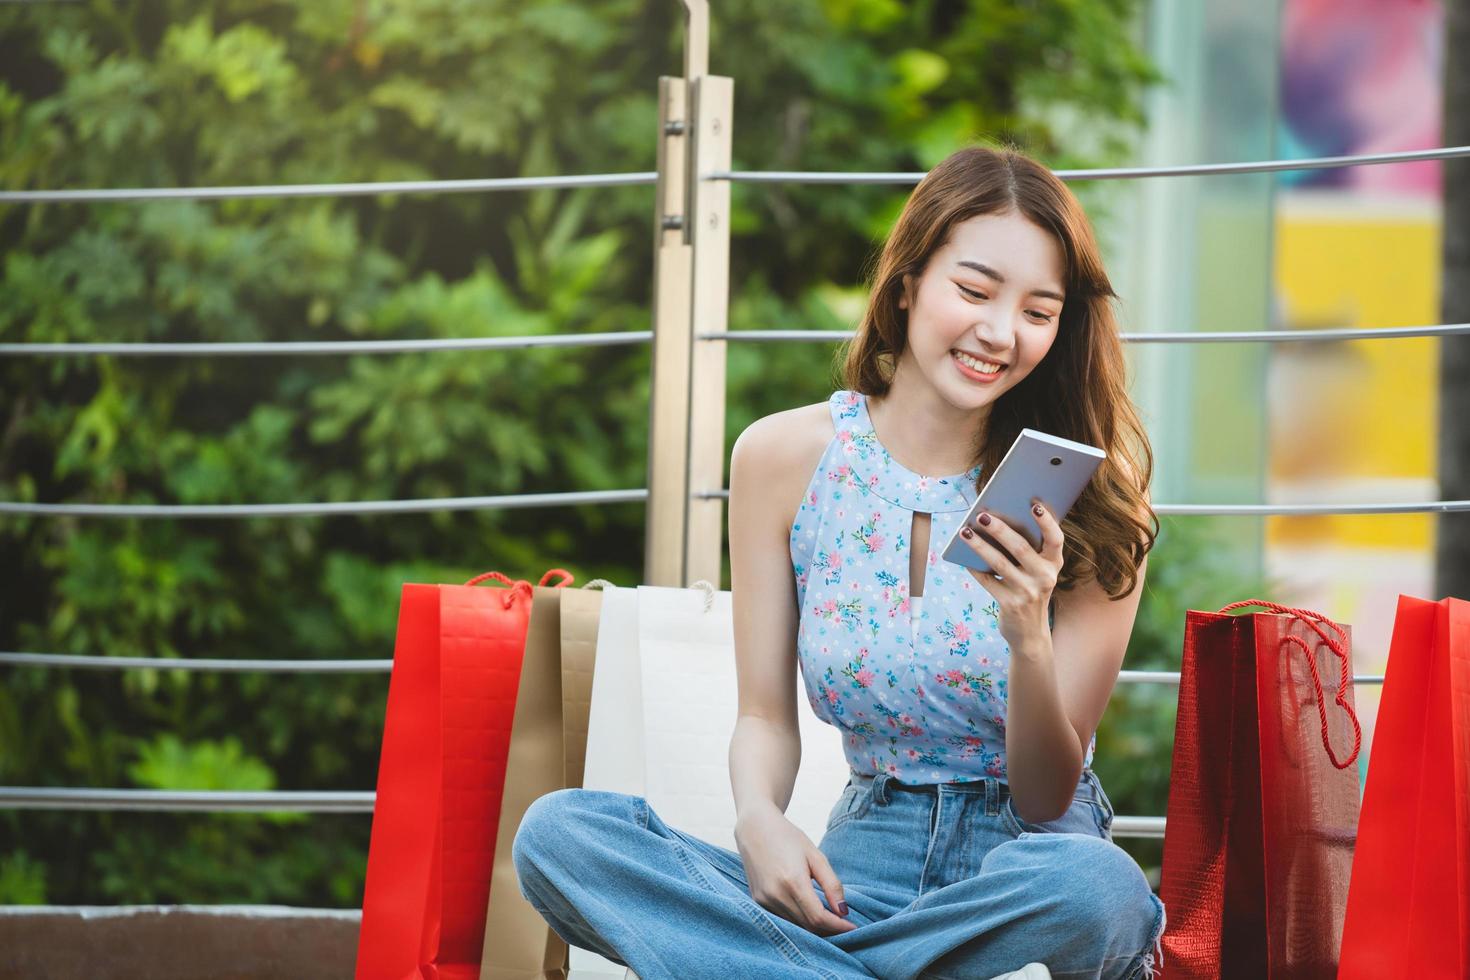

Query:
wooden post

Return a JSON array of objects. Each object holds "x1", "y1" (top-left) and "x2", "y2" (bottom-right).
[
  {"x1": 683, "y1": 75, "x2": 733, "y2": 588},
  {"x1": 644, "y1": 0, "x2": 732, "y2": 588},
  {"x1": 643, "y1": 76, "x2": 693, "y2": 587}
]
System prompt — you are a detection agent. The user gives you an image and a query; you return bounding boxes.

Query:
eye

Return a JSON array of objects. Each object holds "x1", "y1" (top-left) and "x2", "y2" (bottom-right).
[
  {"x1": 957, "y1": 285, "x2": 986, "y2": 300},
  {"x1": 1026, "y1": 310, "x2": 1056, "y2": 323}
]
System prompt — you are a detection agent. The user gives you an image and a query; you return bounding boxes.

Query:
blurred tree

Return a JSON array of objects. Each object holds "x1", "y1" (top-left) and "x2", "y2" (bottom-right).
[{"x1": 0, "y1": 0, "x2": 1166, "y2": 904}]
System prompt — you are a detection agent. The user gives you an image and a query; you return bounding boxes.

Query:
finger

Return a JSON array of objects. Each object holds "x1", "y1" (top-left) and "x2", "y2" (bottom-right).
[
  {"x1": 807, "y1": 848, "x2": 851, "y2": 923},
  {"x1": 1030, "y1": 498, "x2": 1066, "y2": 563},
  {"x1": 959, "y1": 522, "x2": 1023, "y2": 583},
  {"x1": 788, "y1": 877, "x2": 855, "y2": 935},
  {"x1": 970, "y1": 510, "x2": 1046, "y2": 575}
]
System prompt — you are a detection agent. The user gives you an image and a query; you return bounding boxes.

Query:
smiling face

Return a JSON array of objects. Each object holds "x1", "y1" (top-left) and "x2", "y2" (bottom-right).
[{"x1": 896, "y1": 210, "x2": 1067, "y2": 410}]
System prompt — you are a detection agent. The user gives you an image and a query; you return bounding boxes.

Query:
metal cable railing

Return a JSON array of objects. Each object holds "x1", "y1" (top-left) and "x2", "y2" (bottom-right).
[
  {"x1": 0, "y1": 172, "x2": 659, "y2": 204},
  {"x1": 713, "y1": 144, "x2": 1470, "y2": 184},
  {"x1": 0, "y1": 788, "x2": 375, "y2": 812},
  {"x1": 0, "y1": 652, "x2": 393, "y2": 673},
  {"x1": 0, "y1": 786, "x2": 1171, "y2": 835},
  {"x1": 702, "y1": 323, "x2": 1470, "y2": 344},
  {"x1": 7, "y1": 145, "x2": 1467, "y2": 204},
  {"x1": 3, "y1": 494, "x2": 1464, "y2": 519},
  {"x1": 0, "y1": 331, "x2": 653, "y2": 357},
  {"x1": 0, "y1": 652, "x2": 1388, "y2": 686},
  {"x1": 5, "y1": 322, "x2": 1468, "y2": 359},
  {"x1": 697, "y1": 495, "x2": 1470, "y2": 517},
  {"x1": 0, "y1": 488, "x2": 647, "y2": 518}
]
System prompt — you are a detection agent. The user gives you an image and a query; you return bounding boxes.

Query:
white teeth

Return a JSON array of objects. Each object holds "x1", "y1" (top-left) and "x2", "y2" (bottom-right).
[{"x1": 954, "y1": 351, "x2": 1004, "y2": 374}]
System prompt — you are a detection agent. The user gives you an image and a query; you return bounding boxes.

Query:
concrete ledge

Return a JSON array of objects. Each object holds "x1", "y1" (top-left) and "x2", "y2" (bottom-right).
[{"x1": 0, "y1": 905, "x2": 360, "y2": 979}]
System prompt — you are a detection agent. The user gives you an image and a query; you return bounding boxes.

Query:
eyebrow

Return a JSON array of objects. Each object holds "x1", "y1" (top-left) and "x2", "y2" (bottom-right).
[{"x1": 955, "y1": 260, "x2": 1065, "y2": 302}]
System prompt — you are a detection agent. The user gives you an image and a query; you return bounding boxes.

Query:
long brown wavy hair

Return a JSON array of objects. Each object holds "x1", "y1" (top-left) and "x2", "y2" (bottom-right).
[{"x1": 841, "y1": 144, "x2": 1158, "y2": 600}]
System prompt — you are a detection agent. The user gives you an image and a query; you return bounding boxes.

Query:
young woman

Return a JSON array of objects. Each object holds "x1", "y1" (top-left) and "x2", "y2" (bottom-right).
[{"x1": 513, "y1": 145, "x2": 1166, "y2": 980}]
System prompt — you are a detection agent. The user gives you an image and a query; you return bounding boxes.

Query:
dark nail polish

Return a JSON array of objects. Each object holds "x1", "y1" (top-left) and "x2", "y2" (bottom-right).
[
  {"x1": 838, "y1": 901, "x2": 849, "y2": 916},
  {"x1": 961, "y1": 526, "x2": 973, "y2": 539},
  {"x1": 978, "y1": 513, "x2": 991, "y2": 526},
  {"x1": 1033, "y1": 504, "x2": 1044, "y2": 517}
]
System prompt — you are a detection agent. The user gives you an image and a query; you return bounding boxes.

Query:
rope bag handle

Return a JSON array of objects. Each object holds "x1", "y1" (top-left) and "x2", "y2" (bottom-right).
[
  {"x1": 463, "y1": 568, "x2": 575, "y2": 608},
  {"x1": 1217, "y1": 599, "x2": 1362, "y2": 769}
]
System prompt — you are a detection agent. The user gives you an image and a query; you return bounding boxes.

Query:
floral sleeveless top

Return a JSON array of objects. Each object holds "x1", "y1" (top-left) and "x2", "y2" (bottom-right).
[{"x1": 790, "y1": 390, "x2": 1096, "y2": 784}]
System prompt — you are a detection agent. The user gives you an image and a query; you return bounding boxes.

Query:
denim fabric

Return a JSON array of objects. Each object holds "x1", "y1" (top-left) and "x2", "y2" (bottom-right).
[{"x1": 512, "y1": 768, "x2": 1165, "y2": 980}]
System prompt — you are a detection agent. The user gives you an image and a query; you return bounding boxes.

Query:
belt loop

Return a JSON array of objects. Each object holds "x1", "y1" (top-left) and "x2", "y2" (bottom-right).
[{"x1": 873, "y1": 773, "x2": 892, "y2": 805}]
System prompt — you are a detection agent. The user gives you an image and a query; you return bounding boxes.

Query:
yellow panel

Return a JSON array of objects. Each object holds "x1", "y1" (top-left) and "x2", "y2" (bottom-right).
[{"x1": 1267, "y1": 199, "x2": 1440, "y2": 549}]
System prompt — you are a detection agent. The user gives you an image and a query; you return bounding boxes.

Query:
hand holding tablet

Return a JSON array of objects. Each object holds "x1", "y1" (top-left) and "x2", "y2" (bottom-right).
[{"x1": 940, "y1": 428, "x2": 1105, "y2": 578}]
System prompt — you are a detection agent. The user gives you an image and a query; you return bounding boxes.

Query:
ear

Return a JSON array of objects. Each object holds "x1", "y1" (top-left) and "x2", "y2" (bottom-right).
[{"x1": 898, "y1": 274, "x2": 913, "y2": 310}]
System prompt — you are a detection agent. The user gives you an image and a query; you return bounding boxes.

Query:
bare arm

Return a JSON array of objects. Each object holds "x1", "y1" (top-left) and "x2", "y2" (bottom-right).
[
  {"x1": 1006, "y1": 550, "x2": 1148, "y2": 821},
  {"x1": 953, "y1": 488, "x2": 1152, "y2": 823},
  {"x1": 725, "y1": 413, "x2": 854, "y2": 935},
  {"x1": 726, "y1": 418, "x2": 804, "y2": 822}
]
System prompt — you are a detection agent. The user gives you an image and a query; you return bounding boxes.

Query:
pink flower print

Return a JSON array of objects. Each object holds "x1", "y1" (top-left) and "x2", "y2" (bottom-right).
[
  {"x1": 945, "y1": 669, "x2": 965, "y2": 684},
  {"x1": 916, "y1": 476, "x2": 931, "y2": 492},
  {"x1": 899, "y1": 713, "x2": 915, "y2": 727},
  {"x1": 837, "y1": 509, "x2": 845, "y2": 519},
  {"x1": 986, "y1": 757, "x2": 1005, "y2": 777},
  {"x1": 821, "y1": 599, "x2": 838, "y2": 615},
  {"x1": 855, "y1": 668, "x2": 876, "y2": 687},
  {"x1": 952, "y1": 621, "x2": 972, "y2": 644},
  {"x1": 868, "y1": 474, "x2": 881, "y2": 492},
  {"x1": 885, "y1": 762, "x2": 900, "y2": 776},
  {"x1": 814, "y1": 550, "x2": 844, "y2": 586},
  {"x1": 898, "y1": 596, "x2": 911, "y2": 614},
  {"x1": 928, "y1": 550, "x2": 938, "y2": 566},
  {"x1": 826, "y1": 689, "x2": 841, "y2": 706},
  {"x1": 906, "y1": 748, "x2": 920, "y2": 760},
  {"x1": 837, "y1": 429, "x2": 853, "y2": 444},
  {"x1": 808, "y1": 489, "x2": 818, "y2": 506},
  {"x1": 979, "y1": 656, "x2": 991, "y2": 667},
  {"x1": 991, "y1": 714, "x2": 1005, "y2": 728}
]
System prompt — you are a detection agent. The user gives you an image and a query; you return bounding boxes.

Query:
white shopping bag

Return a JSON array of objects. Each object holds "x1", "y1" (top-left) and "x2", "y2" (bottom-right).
[
  {"x1": 573, "y1": 583, "x2": 854, "y2": 979},
  {"x1": 634, "y1": 584, "x2": 852, "y2": 850},
  {"x1": 584, "y1": 583, "x2": 852, "y2": 846}
]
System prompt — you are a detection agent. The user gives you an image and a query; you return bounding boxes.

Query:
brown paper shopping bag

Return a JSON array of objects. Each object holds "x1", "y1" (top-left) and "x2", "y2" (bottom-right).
[{"x1": 480, "y1": 584, "x2": 605, "y2": 980}]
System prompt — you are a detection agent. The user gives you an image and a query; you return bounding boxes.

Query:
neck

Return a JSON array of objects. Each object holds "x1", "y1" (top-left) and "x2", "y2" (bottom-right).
[{"x1": 867, "y1": 365, "x2": 990, "y2": 476}]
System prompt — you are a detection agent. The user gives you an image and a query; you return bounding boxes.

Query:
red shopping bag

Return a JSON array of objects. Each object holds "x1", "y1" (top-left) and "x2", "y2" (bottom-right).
[
  {"x1": 1158, "y1": 601, "x2": 1362, "y2": 979},
  {"x1": 354, "y1": 568, "x2": 573, "y2": 980},
  {"x1": 1338, "y1": 594, "x2": 1470, "y2": 980}
]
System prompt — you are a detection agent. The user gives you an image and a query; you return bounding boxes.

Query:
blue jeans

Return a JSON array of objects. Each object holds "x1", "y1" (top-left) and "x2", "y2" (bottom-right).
[{"x1": 512, "y1": 768, "x2": 1165, "y2": 979}]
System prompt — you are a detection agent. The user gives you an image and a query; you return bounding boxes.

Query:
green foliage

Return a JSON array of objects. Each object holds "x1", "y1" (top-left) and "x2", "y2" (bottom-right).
[{"x1": 0, "y1": 0, "x2": 1161, "y2": 904}]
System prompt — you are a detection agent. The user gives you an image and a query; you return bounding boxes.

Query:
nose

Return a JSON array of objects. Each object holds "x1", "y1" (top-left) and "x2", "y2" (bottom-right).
[{"x1": 969, "y1": 313, "x2": 1019, "y2": 358}]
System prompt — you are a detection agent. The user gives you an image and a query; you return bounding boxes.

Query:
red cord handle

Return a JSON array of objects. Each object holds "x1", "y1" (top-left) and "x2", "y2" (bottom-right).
[
  {"x1": 1217, "y1": 599, "x2": 1362, "y2": 769},
  {"x1": 463, "y1": 568, "x2": 575, "y2": 608}
]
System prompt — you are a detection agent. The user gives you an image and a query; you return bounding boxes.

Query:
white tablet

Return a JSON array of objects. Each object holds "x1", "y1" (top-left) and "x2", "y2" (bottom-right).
[{"x1": 939, "y1": 428, "x2": 1106, "y2": 577}]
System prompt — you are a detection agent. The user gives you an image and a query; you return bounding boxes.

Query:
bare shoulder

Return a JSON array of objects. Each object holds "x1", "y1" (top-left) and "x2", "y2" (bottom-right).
[{"x1": 729, "y1": 399, "x2": 835, "y2": 533}]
